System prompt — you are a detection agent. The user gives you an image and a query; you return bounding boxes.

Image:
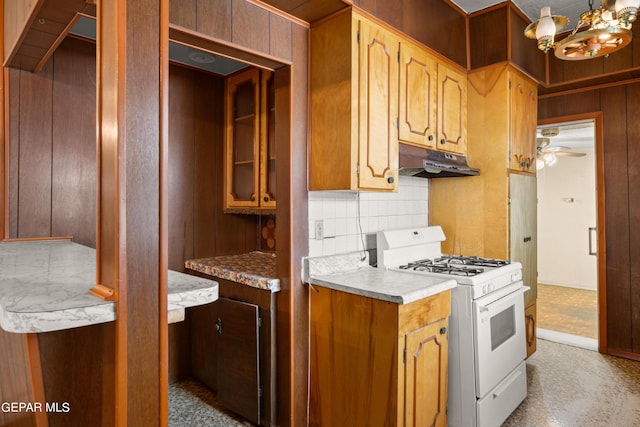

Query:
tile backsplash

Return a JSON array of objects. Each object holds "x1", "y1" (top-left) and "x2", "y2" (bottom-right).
[{"x1": 308, "y1": 176, "x2": 429, "y2": 257}]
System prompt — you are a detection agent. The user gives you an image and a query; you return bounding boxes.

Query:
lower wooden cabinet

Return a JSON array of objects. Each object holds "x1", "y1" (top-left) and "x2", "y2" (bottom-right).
[
  {"x1": 216, "y1": 298, "x2": 261, "y2": 424},
  {"x1": 190, "y1": 279, "x2": 277, "y2": 427},
  {"x1": 525, "y1": 300, "x2": 537, "y2": 358},
  {"x1": 310, "y1": 287, "x2": 451, "y2": 427}
]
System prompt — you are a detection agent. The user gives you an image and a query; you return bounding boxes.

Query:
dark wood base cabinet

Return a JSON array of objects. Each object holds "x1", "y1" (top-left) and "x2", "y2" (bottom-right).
[{"x1": 190, "y1": 278, "x2": 277, "y2": 427}]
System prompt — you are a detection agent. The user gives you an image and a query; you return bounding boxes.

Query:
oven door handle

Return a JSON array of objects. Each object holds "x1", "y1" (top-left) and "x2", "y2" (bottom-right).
[{"x1": 477, "y1": 286, "x2": 530, "y2": 313}]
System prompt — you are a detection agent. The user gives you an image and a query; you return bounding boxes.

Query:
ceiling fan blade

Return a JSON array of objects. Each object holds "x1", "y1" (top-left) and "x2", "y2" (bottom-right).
[
  {"x1": 542, "y1": 146, "x2": 570, "y2": 153},
  {"x1": 554, "y1": 151, "x2": 586, "y2": 157}
]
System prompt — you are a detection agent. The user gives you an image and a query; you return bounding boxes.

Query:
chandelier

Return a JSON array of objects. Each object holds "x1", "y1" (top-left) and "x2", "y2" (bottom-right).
[{"x1": 524, "y1": 0, "x2": 639, "y2": 60}]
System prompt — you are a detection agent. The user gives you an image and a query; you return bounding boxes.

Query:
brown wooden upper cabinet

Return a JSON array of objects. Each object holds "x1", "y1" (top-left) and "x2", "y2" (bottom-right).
[
  {"x1": 509, "y1": 71, "x2": 538, "y2": 173},
  {"x1": 224, "y1": 68, "x2": 276, "y2": 212},
  {"x1": 399, "y1": 41, "x2": 467, "y2": 155},
  {"x1": 309, "y1": 9, "x2": 399, "y2": 191}
]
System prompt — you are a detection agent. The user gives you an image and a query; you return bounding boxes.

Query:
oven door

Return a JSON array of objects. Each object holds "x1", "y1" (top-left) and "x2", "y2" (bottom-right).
[{"x1": 473, "y1": 282, "x2": 528, "y2": 398}]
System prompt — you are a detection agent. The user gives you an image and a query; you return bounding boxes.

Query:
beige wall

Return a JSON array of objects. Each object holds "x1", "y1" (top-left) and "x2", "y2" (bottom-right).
[{"x1": 537, "y1": 147, "x2": 597, "y2": 290}]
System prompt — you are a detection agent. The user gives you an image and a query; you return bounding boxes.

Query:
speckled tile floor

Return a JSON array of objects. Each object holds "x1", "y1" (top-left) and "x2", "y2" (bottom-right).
[
  {"x1": 170, "y1": 339, "x2": 640, "y2": 427},
  {"x1": 503, "y1": 339, "x2": 640, "y2": 427},
  {"x1": 169, "y1": 380, "x2": 255, "y2": 426}
]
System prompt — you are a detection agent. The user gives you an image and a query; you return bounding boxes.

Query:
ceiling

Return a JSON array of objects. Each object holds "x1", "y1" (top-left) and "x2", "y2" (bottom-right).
[
  {"x1": 69, "y1": 16, "x2": 249, "y2": 77},
  {"x1": 538, "y1": 121, "x2": 595, "y2": 152},
  {"x1": 451, "y1": 0, "x2": 594, "y2": 29}
]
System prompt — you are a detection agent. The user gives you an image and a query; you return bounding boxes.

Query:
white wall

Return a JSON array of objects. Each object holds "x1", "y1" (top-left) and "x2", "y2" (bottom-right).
[
  {"x1": 308, "y1": 176, "x2": 429, "y2": 257},
  {"x1": 537, "y1": 148, "x2": 597, "y2": 290}
]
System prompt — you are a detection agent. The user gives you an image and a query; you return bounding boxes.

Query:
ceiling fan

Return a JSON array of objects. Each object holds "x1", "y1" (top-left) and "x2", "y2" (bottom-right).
[{"x1": 537, "y1": 127, "x2": 586, "y2": 169}]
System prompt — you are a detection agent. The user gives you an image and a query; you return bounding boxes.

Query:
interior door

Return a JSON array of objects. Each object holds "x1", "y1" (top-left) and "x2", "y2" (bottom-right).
[
  {"x1": 509, "y1": 173, "x2": 537, "y2": 303},
  {"x1": 217, "y1": 297, "x2": 261, "y2": 424}
]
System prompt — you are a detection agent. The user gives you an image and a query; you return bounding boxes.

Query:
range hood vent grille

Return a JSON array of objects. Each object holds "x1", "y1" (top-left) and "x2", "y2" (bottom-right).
[{"x1": 398, "y1": 144, "x2": 480, "y2": 178}]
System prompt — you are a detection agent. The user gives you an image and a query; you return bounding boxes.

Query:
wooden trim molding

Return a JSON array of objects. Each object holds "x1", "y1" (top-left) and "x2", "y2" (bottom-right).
[
  {"x1": 159, "y1": 0, "x2": 170, "y2": 423},
  {"x1": 92, "y1": 0, "x2": 125, "y2": 303},
  {"x1": 1, "y1": 70, "x2": 6, "y2": 241}
]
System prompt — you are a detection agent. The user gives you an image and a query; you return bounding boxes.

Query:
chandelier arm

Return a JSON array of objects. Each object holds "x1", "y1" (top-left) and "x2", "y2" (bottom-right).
[{"x1": 525, "y1": 2, "x2": 637, "y2": 61}]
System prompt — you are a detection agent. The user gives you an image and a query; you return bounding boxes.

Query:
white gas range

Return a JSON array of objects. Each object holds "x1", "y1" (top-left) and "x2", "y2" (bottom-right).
[{"x1": 377, "y1": 226, "x2": 528, "y2": 427}]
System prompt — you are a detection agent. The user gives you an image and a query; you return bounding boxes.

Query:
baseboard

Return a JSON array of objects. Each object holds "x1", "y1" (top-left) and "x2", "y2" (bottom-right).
[{"x1": 537, "y1": 328, "x2": 598, "y2": 351}]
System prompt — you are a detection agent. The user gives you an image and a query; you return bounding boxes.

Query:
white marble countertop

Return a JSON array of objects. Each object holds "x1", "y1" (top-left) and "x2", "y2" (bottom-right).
[
  {"x1": 0, "y1": 239, "x2": 218, "y2": 333},
  {"x1": 303, "y1": 252, "x2": 457, "y2": 304}
]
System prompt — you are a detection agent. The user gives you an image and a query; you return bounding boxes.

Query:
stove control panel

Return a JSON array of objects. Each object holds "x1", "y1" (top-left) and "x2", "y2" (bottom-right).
[{"x1": 482, "y1": 283, "x2": 496, "y2": 295}]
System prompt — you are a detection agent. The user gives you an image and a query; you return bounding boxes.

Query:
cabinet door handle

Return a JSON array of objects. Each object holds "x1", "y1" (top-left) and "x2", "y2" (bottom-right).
[
  {"x1": 524, "y1": 236, "x2": 532, "y2": 243},
  {"x1": 439, "y1": 327, "x2": 447, "y2": 335},
  {"x1": 263, "y1": 196, "x2": 269, "y2": 202},
  {"x1": 526, "y1": 314, "x2": 535, "y2": 346},
  {"x1": 215, "y1": 317, "x2": 223, "y2": 335},
  {"x1": 428, "y1": 135, "x2": 434, "y2": 141},
  {"x1": 440, "y1": 139, "x2": 446, "y2": 145},
  {"x1": 387, "y1": 176, "x2": 395, "y2": 184}
]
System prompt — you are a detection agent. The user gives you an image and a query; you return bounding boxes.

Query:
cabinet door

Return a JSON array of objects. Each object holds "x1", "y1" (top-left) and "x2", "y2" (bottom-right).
[
  {"x1": 190, "y1": 303, "x2": 219, "y2": 390},
  {"x1": 357, "y1": 17, "x2": 399, "y2": 191},
  {"x1": 225, "y1": 68, "x2": 260, "y2": 208},
  {"x1": 399, "y1": 41, "x2": 437, "y2": 149},
  {"x1": 404, "y1": 318, "x2": 448, "y2": 427},
  {"x1": 217, "y1": 298, "x2": 261, "y2": 425},
  {"x1": 260, "y1": 70, "x2": 276, "y2": 208},
  {"x1": 509, "y1": 173, "x2": 537, "y2": 304},
  {"x1": 510, "y1": 72, "x2": 538, "y2": 172},
  {"x1": 437, "y1": 63, "x2": 467, "y2": 155}
]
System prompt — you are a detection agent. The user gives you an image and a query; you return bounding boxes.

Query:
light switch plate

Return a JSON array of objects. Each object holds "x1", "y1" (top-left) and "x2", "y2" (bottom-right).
[{"x1": 315, "y1": 220, "x2": 324, "y2": 240}]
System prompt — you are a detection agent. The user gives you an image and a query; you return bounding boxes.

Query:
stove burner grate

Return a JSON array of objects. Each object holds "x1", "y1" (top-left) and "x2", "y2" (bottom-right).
[
  {"x1": 437, "y1": 255, "x2": 511, "y2": 268},
  {"x1": 399, "y1": 260, "x2": 485, "y2": 276}
]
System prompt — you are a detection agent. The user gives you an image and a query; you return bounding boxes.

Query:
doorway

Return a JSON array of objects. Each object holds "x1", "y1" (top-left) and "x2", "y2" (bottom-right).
[{"x1": 535, "y1": 119, "x2": 599, "y2": 351}]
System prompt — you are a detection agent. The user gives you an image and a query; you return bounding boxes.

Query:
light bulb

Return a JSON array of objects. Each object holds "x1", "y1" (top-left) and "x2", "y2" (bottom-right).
[
  {"x1": 536, "y1": 7, "x2": 557, "y2": 40},
  {"x1": 616, "y1": 0, "x2": 630, "y2": 12},
  {"x1": 616, "y1": 0, "x2": 638, "y2": 24},
  {"x1": 543, "y1": 153, "x2": 557, "y2": 167}
]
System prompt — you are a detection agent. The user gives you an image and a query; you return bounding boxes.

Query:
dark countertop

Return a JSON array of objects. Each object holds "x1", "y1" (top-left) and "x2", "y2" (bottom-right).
[{"x1": 185, "y1": 251, "x2": 280, "y2": 292}]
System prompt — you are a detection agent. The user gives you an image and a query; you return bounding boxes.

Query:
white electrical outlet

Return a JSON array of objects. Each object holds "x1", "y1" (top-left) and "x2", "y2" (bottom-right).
[{"x1": 315, "y1": 220, "x2": 324, "y2": 240}]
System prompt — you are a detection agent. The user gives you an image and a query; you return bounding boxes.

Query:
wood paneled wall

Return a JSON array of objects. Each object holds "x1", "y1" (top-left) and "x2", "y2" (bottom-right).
[
  {"x1": 352, "y1": 0, "x2": 467, "y2": 67},
  {"x1": 167, "y1": 3, "x2": 311, "y2": 425},
  {"x1": 37, "y1": 324, "x2": 110, "y2": 427},
  {"x1": 7, "y1": 37, "x2": 96, "y2": 247},
  {"x1": 6, "y1": 1, "x2": 310, "y2": 425},
  {"x1": 539, "y1": 85, "x2": 640, "y2": 358},
  {"x1": 6, "y1": 38, "x2": 262, "y2": 263},
  {"x1": 0, "y1": 330, "x2": 44, "y2": 427},
  {"x1": 468, "y1": 4, "x2": 545, "y2": 80},
  {"x1": 168, "y1": 64, "x2": 261, "y2": 272},
  {"x1": 546, "y1": 24, "x2": 640, "y2": 91}
]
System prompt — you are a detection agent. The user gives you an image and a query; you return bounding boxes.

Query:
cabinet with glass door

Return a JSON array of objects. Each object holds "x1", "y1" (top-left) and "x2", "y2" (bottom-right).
[{"x1": 225, "y1": 67, "x2": 275, "y2": 213}]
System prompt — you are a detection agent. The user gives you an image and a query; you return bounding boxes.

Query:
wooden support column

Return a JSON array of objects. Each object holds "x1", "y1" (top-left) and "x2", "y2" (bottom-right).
[{"x1": 93, "y1": 0, "x2": 169, "y2": 425}]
